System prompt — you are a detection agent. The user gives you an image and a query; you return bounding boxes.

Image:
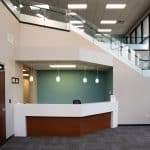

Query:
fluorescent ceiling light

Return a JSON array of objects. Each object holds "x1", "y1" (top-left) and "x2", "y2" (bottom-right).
[
  {"x1": 100, "y1": 20, "x2": 117, "y2": 24},
  {"x1": 98, "y1": 29, "x2": 112, "y2": 32},
  {"x1": 106, "y1": 4, "x2": 126, "y2": 9},
  {"x1": 68, "y1": 12, "x2": 77, "y2": 16},
  {"x1": 68, "y1": 4, "x2": 87, "y2": 9},
  {"x1": 95, "y1": 33, "x2": 111, "y2": 37},
  {"x1": 30, "y1": 6, "x2": 40, "y2": 10},
  {"x1": 23, "y1": 73, "x2": 29, "y2": 77},
  {"x1": 49, "y1": 65, "x2": 77, "y2": 68},
  {"x1": 36, "y1": 13, "x2": 44, "y2": 18},
  {"x1": 70, "y1": 20, "x2": 86, "y2": 24},
  {"x1": 33, "y1": 4, "x2": 49, "y2": 9}
]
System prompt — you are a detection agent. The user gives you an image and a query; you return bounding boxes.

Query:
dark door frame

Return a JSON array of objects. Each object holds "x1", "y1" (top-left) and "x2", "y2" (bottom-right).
[{"x1": 0, "y1": 64, "x2": 6, "y2": 145}]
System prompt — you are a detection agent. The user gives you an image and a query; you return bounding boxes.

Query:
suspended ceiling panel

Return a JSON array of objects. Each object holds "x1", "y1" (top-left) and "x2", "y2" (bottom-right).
[{"x1": 16, "y1": 0, "x2": 150, "y2": 34}]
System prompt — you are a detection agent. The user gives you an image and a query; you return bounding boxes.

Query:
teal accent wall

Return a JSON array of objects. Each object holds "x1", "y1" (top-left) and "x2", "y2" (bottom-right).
[{"x1": 37, "y1": 69, "x2": 113, "y2": 104}]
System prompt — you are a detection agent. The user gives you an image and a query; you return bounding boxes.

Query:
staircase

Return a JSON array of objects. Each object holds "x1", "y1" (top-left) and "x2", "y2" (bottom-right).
[{"x1": 2, "y1": 0, "x2": 150, "y2": 76}]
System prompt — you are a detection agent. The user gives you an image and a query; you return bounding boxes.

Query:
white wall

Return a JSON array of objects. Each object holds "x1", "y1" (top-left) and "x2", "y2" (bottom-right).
[
  {"x1": 113, "y1": 59, "x2": 150, "y2": 124},
  {"x1": 16, "y1": 24, "x2": 113, "y2": 66},
  {"x1": 0, "y1": 1, "x2": 23, "y2": 138}
]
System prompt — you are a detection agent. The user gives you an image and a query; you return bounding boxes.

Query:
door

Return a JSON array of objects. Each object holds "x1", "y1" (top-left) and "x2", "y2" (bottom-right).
[{"x1": 0, "y1": 64, "x2": 6, "y2": 144}]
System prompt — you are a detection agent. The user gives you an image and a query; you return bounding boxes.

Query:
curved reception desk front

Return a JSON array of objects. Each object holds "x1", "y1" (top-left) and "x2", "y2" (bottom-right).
[{"x1": 14, "y1": 99, "x2": 118, "y2": 137}]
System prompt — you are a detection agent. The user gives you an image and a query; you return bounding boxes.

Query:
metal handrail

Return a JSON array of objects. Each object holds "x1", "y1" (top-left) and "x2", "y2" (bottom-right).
[{"x1": 2, "y1": 0, "x2": 150, "y2": 70}]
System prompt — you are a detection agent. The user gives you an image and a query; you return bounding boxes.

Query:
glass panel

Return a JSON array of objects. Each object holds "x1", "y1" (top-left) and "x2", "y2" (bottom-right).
[
  {"x1": 143, "y1": 17, "x2": 149, "y2": 38},
  {"x1": 127, "y1": 36, "x2": 130, "y2": 44},
  {"x1": 2, "y1": 0, "x2": 150, "y2": 70},
  {"x1": 143, "y1": 17, "x2": 149, "y2": 49},
  {"x1": 131, "y1": 31, "x2": 136, "y2": 44},
  {"x1": 20, "y1": 5, "x2": 45, "y2": 26},
  {"x1": 137, "y1": 24, "x2": 142, "y2": 43},
  {"x1": 3, "y1": 0, "x2": 20, "y2": 18},
  {"x1": 3, "y1": 0, "x2": 69, "y2": 30},
  {"x1": 45, "y1": 6, "x2": 68, "y2": 23}
]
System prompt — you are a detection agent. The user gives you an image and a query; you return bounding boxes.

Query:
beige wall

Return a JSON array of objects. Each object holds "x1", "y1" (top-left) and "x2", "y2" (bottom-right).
[
  {"x1": 113, "y1": 59, "x2": 150, "y2": 124},
  {"x1": 16, "y1": 24, "x2": 113, "y2": 66},
  {"x1": 23, "y1": 69, "x2": 37, "y2": 104},
  {"x1": 0, "y1": 1, "x2": 23, "y2": 138},
  {"x1": 23, "y1": 78, "x2": 30, "y2": 103}
]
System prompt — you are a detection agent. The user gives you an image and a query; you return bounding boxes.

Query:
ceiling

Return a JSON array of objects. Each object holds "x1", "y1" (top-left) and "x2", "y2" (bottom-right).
[
  {"x1": 17, "y1": 0, "x2": 150, "y2": 35},
  {"x1": 19, "y1": 61, "x2": 112, "y2": 71}
]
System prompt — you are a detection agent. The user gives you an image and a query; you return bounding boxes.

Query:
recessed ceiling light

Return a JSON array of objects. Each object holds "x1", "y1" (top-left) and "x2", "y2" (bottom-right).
[
  {"x1": 69, "y1": 20, "x2": 86, "y2": 24},
  {"x1": 106, "y1": 4, "x2": 126, "y2": 9},
  {"x1": 36, "y1": 13, "x2": 44, "y2": 18},
  {"x1": 33, "y1": 4, "x2": 49, "y2": 9},
  {"x1": 68, "y1": 4, "x2": 87, "y2": 9},
  {"x1": 68, "y1": 12, "x2": 77, "y2": 16},
  {"x1": 98, "y1": 29, "x2": 112, "y2": 33},
  {"x1": 100, "y1": 20, "x2": 117, "y2": 24},
  {"x1": 30, "y1": 6, "x2": 40, "y2": 10},
  {"x1": 49, "y1": 65, "x2": 77, "y2": 68},
  {"x1": 23, "y1": 73, "x2": 29, "y2": 77}
]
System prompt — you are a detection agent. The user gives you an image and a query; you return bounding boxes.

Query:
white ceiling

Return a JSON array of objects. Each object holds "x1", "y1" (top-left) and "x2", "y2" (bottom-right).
[
  {"x1": 19, "y1": 0, "x2": 150, "y2": 34},
  {"x1": 19, "y1": 61, "x2": 112, "y2": 71}
]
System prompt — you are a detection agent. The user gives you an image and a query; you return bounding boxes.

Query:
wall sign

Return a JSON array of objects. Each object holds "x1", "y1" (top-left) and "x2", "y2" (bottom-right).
[
  {"x1": 11, "y1": 77, "x2": 19, "y2": 84},
  {"x1": 0, "y1": 64, "x2": 4, "y2": 71}
]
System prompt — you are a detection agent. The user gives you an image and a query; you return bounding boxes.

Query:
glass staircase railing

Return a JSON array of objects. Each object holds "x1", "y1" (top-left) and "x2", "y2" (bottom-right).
[{"x1": 2, "y1": 0, "x2": 150, "y2": 72}]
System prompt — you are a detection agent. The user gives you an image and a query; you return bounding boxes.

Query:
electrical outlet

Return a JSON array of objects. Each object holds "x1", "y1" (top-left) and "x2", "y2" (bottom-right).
[{"x1": 9, "y1": 99, "x2": 11, "y2": 103}]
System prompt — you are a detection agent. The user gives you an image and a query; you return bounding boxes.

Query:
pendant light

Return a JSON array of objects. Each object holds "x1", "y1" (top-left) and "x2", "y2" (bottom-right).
[
  {"x1": 29, "y1": 75, "x2": 34, "y2": 82},
  {"x1": 83, "y1": 68, "x2": 87, "y2": 83},
  {"x1": 56, "y1": 70, "x2": 61, "y2": 82},
  {"x1": 95, "y1": 69, "x2": 99, "y2": 84},
  {"x1": 29, "y1": 65, "x2": 34, "y2": 82}
]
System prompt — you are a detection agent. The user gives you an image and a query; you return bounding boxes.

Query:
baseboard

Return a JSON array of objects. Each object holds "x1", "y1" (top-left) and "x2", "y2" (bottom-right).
[
  {"x1": 0, "y1": 135, "x2": 14, "y2": 147},
  {"x1": 6, "y1": 134, "x2": 14, "y2": 141},
  {"x1": 119, "y1": 124, "x2": 150, "y2": 126}
]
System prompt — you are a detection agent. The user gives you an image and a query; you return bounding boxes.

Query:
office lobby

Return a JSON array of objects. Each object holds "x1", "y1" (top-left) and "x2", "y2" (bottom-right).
[{"x1": 0, "y1": 0, "x2": 150, "y2": 149}]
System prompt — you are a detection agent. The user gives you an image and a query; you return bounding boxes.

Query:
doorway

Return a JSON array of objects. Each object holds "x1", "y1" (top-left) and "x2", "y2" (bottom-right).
[{"x1": 0, "y1": 64, "x2": 6, "y2": 144}]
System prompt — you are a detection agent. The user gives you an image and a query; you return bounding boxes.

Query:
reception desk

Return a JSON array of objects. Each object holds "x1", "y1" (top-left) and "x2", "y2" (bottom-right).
[{"x1": 14, "y1": 98, "x2": 118, "y2": 137}]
